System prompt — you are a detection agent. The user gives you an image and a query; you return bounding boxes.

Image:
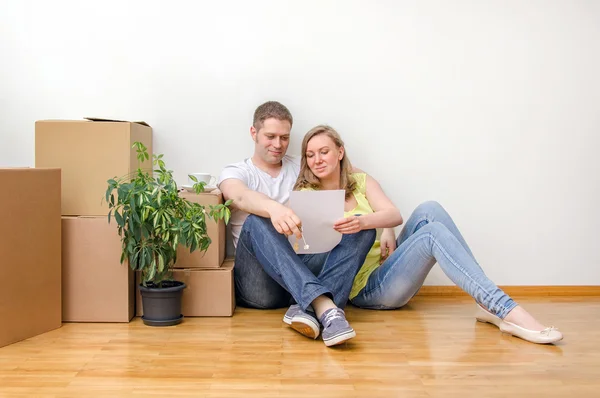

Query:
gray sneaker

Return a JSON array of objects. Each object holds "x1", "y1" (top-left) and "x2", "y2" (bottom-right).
[
  {"x1": 319, "y1": 308, "x2": 356, "y2": 347},
  {"x1": 283, "y1": 304, "x2": 320, "y2": 339}
]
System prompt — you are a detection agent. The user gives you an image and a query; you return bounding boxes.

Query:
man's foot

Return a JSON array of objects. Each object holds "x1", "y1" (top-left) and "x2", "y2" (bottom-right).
[
  {"x1": 283, "y1": 304, "x2": 320, "y2": 339},
  {"x1": 319, "y1": 308, "x2": 356, "y2": 347}
]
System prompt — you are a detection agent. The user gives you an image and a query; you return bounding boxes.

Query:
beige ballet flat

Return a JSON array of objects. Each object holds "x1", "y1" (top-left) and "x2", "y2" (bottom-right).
[{"x1": 475, "y1": 304, "x2": 563, "y2": 344}]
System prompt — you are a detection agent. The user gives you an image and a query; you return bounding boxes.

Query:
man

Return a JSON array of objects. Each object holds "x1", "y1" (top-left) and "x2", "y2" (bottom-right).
[{"x1": 218, "y1": 101, "x2": 375, "y2": 346}]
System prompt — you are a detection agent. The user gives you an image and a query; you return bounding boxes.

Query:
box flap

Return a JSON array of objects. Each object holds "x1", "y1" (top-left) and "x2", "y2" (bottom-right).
[
  {"x1": 0, "y1": 167, "x2": 60, "y2": 173},
  {"x1": 36, "y1": 118, "x2": 151, "y2": 127},
  {"x1": 84, "y1": 117, "x2": 150, "y2": 127}
]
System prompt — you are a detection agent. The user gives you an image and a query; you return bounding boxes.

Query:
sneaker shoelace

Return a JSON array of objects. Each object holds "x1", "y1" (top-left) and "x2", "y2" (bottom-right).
[{"x1": 323, "y1": 309, "x2": 343, "y2": 326}]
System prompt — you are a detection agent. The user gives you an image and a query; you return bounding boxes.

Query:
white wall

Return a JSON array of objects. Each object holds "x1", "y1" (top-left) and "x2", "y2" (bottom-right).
[{"x1": 1, "y1": 0, "x2": 599, "y2": 285}]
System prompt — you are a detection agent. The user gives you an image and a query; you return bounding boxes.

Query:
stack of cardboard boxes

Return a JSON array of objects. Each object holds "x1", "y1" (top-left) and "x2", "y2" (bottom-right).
[
  {"x1": 35, "y1": 118, "x2": 152, "y2": 322},
  {"x1": 0, "y1": 168, "x2": 62, "y2": 348},
  {"x1": 170, "y1": 189, "x2": 235, "y2": 316},
  {"x1": 35, "y1": 118, "x2": 235, "y2": 322},
  {"x1": 136, "y1": 190, "x2": 235, "y2": 317}
]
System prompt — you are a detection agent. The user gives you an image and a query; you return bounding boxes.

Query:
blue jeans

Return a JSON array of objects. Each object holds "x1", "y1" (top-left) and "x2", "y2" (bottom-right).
[
  {"x1": 235, "y1": 215, "x2": 376, "y2": 311},
  {"x1": 350, "y1": 201, "x2": 518, "y2": 319}
]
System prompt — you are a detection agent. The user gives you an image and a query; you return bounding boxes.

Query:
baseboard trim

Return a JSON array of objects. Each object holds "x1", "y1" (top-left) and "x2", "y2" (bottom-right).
[{"x1": 416, "y1": 285, "x2": 600, "y2": 297}]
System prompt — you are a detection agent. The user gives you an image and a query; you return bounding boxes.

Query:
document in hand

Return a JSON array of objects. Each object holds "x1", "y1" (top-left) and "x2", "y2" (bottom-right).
[{"x1": 287, "y1": 189, "x2": 345, "y2": 254}]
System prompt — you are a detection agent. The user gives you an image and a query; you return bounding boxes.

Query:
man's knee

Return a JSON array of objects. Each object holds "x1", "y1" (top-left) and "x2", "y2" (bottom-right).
[
  {"x1": 244, "y1": 214, "x2": 269, "y2": 230},
  {"x1": 243, "y1": 214, "x2": 278, "y2": 236},
  {"x1": 336, "y1": 229, "x2": 376, "y2": 257},
  {"x1": 349, "y1": 228, "x2": 376, "y2": 247}
]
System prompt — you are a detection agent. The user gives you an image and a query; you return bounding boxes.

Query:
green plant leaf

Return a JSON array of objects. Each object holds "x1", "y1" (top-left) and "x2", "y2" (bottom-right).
[
  {"x1": 158, "y1": 254, "x2": 165, "y2": 272},
  {"x1": 105, "y1": 146, "x2": 227, "y2": 286},
  {"x1": 148, "y1": 260, "x2": 156, "y2": 281},
  {"x1": 132, "y1": 209, "x2": 140, "y2": 224},
  {"x1": 114, "y1": 210, "x2": 124, "y2": 227},
  {"x1": 132, "y1": 250, "x2": 140, "y2": 269}
]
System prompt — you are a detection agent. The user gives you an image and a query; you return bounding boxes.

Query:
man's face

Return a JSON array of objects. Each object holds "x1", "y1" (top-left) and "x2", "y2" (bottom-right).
[{"x1": 251, "y1": 118, "x2": 292, "y2": 165}]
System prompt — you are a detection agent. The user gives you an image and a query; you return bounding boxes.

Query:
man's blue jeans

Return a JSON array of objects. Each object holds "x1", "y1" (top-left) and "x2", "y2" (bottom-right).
[
  {"x1": 350, "y1": 201, "x2": 518, "y2": 319},
  {"x1": 235, "y1": 215, "x2": 376, "y2": 311}
]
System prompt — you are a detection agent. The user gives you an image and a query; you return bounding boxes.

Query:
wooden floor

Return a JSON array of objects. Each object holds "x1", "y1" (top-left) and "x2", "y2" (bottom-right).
[{"x1": 0, "y1": 296, "x2": 599, "y2": 397}]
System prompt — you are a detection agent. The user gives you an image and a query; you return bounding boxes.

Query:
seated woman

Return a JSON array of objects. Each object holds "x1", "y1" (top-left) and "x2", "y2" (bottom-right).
[{"x1": 293, "y1": 125, "x2": 563, "y2": 344}]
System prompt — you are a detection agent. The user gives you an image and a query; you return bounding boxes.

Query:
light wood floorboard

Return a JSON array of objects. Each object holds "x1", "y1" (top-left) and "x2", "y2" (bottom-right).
[{"x1": 0, "y1": 296, "x2": 598, "y2": 397}]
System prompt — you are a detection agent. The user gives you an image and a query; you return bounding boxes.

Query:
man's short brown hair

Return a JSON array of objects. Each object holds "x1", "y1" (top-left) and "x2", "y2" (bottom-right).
[{"x1": 253, "y1": 101, "x2": 293, "y2": 130}]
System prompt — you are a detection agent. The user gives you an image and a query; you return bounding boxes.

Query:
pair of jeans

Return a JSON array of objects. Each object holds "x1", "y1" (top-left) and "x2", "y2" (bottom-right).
[
  {"x1": 350, "y1": 201, "x2": 518, "y2": 319},
  {"x1": 235, "y1": 215, "x2": 376, "y2": 311}
]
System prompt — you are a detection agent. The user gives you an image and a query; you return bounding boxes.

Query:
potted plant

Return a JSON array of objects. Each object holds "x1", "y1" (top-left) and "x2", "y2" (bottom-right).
[{"x1": 105, "y1": 142, "x2": 231, "y2": 326}]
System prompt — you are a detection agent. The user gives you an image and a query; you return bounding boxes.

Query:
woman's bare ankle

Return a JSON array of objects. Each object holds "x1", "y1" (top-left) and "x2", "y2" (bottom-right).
[{"x1": 503, "y1": 306, "x2": 547, "y2": 331}]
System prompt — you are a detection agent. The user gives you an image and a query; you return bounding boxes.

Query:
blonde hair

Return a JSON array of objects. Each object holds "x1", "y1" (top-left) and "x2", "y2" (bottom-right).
[{"x1": 294, "y1": 125, "x2": 356, "y2": 199}]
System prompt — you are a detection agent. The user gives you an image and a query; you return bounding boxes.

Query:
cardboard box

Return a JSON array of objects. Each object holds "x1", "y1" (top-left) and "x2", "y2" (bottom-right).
[
  {"x1": 136, "y1": 259, "x2": 235, "y2": 317},
  {"x1": 62, "y1": 217, "x2": 135, "y2": 322},
  {"x1": 174, "y1": 190, "x2": 226, "y2": 268},
  {"x1": 35, "y1": 118, "x2": 153, "y2": 216},
  {"x1": 0, "y1": 168, "x2": 62, "y2": 348}
]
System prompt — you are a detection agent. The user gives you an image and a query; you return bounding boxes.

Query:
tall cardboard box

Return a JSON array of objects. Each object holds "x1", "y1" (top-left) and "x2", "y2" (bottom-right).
[
  {"x1": 62, "y1": 217, "x2": 135, "y2": 322},
  {"x1": 136, "y1": 259, "x2": 235, "y2": 317},
  {"x1": 35, "y1": 118, "x2": 152, "y2": 216},
  {"x1": 174, "y1": 190, "x2": 226, "y2": 268},
  {"x1": 0, "y1": 168, "x2": 62, "y2": 348}
]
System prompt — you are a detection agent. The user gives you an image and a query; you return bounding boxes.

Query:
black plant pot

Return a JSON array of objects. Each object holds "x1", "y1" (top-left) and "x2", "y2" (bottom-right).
[{"x1": 139, "y1": 280, "x2": 186, "y2": 326}]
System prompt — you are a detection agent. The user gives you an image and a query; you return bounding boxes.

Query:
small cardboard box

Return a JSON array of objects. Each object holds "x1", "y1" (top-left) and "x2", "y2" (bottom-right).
[
  {"x1": 35, "y1": 118, "x2": 152, "y2": 216},
  {"x1": 136, "y1": 259, "x2": 235, "y2": 317},
  {"x1": 0, "y1": 168, "x2": 62, "y2": 348},
  {"x1": 62, "y1": 216, "x2": 135, "y2": 322},
  {"x1": 174, "y1": 190, "x2": 226, "y2": 268}
]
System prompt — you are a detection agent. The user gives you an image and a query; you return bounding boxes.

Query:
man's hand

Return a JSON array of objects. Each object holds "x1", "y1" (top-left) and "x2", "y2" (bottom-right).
[
  {"x1": 333, "y1": 215, "x2": 365, "y2": 235},
  {"x1": 268, "y1": 202, "x2": 302, "y2": 238},
  {"x1": 379, "y1": 228, "x2": 397, "y2": 263}
]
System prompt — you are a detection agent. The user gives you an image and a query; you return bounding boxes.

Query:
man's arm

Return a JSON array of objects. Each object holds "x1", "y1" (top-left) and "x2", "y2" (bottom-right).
[{"x1": 220, "y1": 178, "x2": 302, "y2": 238}]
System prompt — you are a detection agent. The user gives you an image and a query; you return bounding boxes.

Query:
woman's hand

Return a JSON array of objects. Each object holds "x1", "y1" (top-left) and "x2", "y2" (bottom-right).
[
  {"x1": 379, "y1": 228, "x2": 397, "y2": 263},
  {"x1": 333, "y1": 215, "x2": 364, "y2": 234}
]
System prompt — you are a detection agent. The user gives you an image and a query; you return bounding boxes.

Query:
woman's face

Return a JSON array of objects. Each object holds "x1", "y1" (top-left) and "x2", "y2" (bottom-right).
[{"x1": 305, "y1": 134, "x2": 344, "y2": 180}]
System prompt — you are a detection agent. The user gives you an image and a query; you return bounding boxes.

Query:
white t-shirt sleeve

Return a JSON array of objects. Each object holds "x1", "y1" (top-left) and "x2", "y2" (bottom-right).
[{"x1": 218, "y1": 162, "x2": 253, "y2": 189}]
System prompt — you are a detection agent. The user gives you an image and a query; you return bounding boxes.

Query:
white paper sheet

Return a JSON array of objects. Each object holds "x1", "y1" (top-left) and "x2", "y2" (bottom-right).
[{"x1": 287, "y1": 189, "x2": 345, "y2": 254}]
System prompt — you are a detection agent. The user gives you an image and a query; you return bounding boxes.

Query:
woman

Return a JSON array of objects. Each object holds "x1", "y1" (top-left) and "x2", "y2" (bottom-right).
[{"x1": 293, "y1": 125, "x2": 563, "y2": 344}]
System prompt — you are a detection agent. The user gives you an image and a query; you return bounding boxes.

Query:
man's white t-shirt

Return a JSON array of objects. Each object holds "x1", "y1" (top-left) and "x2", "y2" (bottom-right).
[{"x1": 217, "y1": 155, "x2": 300, "y2": 250}]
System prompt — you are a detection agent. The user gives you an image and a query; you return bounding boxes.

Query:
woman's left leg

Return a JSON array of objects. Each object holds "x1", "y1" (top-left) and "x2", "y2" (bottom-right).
[
  {"x1": 351, "y1": 201, "x2": 563, "y2": 343},
  {"x1": 392, "y1": 201, "x2": 555, "y2": 331},
  {"x1": 350, "y1": 220, "x2": 516, "y2": 317}
]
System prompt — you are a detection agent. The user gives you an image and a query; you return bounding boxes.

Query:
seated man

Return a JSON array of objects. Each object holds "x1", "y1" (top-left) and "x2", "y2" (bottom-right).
[{"x1": 218, "y1": 101, "x2": 375, "y2": 347}]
